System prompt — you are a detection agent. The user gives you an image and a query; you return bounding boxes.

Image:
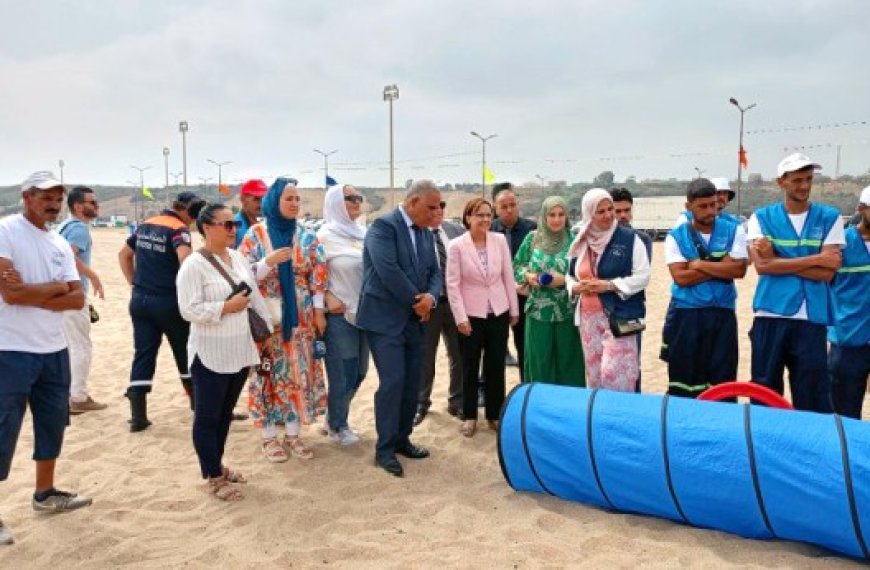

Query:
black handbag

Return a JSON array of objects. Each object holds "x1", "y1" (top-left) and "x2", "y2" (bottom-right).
[{"x1": 198, "y1": 249, "x2": 272, "y2": 343}]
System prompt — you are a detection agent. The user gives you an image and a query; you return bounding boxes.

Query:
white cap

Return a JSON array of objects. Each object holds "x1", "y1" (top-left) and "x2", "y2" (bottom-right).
[
  {"x1": 860, "y1": 185, "x2": 870, "y2": 206},
  {"x1": 776, "y1": 153, "x2": 821, "y2": 178},
  {"x1": 709, "y1": 177, "x2": 731, "y2": 192},
  {"x1": 21, "y1": 171, "x2": 64, "y2": 192}
]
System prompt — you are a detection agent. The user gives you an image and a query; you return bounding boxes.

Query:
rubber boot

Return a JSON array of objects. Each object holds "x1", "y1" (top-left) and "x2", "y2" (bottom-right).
[
  {"x1": 181, "y1": 377, "x2": 194, "y2": 411},
  {"x1": 126, "y1": 391, "x2": 152, "y2": 432}
]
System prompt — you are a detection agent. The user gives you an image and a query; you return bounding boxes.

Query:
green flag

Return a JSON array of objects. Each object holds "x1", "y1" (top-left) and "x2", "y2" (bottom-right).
[{"x1": 142, "y1": 187, "x2": 154, "y2": 200}]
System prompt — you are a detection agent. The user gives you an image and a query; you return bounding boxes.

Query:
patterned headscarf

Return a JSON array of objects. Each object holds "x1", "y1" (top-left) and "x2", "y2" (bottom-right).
[
  {"x1": 262, "y1": 177, "x2": 299, "y2": 339},
  {"x1": 534, "y1": 196, "x2": 570, "y2": 254}
]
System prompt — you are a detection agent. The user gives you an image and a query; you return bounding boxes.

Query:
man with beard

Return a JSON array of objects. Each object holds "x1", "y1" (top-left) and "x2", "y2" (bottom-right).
[
  {"x1": 234, "y1": 179, "x2": 267, "y2": 247},
  {"x1": 0, "y1": 171, "x2": 92, "y2": 546},
  {"x1": 58, "y1": 186, "x2": 107, "y2": 414}
]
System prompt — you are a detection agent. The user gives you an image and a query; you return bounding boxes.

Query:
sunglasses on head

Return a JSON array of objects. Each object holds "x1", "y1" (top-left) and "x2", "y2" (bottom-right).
[
  {"x1": 343, "y1": 195, "x2": 364, "y2": 204},
  {"x1": 207, "y1": 220, "x2": 241, "y2": 231}
]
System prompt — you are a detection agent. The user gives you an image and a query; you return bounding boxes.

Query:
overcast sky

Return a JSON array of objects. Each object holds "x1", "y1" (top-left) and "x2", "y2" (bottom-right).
[{"x1": 2, "y1": 0, "x2": 869, "y2": 188}]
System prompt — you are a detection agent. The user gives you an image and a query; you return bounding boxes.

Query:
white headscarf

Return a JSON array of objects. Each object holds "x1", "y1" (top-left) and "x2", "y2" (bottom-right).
[
  {"x1": 322, "y1": 184, "x2": 366, "y2": 241},
  {"x1": 567, "y1": 188, "x2": 617, "y2": 262}
]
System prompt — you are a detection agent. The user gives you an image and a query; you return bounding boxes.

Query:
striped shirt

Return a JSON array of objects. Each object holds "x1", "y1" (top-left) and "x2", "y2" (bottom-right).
[{"x1": 176, "y1": 249, "x2": 273, "y2": 374}]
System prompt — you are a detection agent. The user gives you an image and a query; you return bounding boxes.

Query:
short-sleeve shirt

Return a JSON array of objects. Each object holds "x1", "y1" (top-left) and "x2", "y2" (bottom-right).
[
  {"x1": 746, "y1": 209, "x2": 846, "y2": 320},
  {"x1": 125, "y1": 210, "x2": 192, "y2": 296},
  {"x1": 58, "y1": 217, "x2": 92, "y2": 293},
  {"x1": 0, "y1": 214, "x2": 80, "y2": 353}
]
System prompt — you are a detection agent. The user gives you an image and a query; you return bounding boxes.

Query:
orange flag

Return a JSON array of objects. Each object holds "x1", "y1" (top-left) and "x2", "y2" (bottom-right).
[
  {"x1": 219, "y1": 184, "x2": 231, "y2": 196},
  {"x1": 739, "y1": 145, "x2": 748, "y2": 169}
]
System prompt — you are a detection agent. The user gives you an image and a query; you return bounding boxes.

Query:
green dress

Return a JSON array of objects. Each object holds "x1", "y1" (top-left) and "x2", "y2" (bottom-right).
[{"x1": 513, "y1": 231, "x2": 585, "y2": 386}]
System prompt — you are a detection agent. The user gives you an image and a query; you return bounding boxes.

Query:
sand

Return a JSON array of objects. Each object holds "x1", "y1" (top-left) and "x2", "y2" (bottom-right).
[{"x1": 1, "y1": 228, "x2": 865, "y2": 569}]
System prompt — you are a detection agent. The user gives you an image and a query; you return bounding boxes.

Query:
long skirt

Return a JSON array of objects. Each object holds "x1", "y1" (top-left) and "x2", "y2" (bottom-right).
[
  {"x1": 579, "y1": 308, "x2": 638, "y2": 392},
  {"x1": 523, "y1": 317, "x2": 585, "y2": 387}
]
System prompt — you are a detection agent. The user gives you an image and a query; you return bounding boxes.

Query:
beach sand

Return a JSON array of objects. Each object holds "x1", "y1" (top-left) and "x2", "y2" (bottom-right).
[{"x1": 1, "y1": 229, "x2": 865, "y2": 568}]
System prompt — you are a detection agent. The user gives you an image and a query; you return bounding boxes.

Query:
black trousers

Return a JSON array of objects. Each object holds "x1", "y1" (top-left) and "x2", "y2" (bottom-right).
[
  {"x1": 667, "y1": 308, "x2": 737, "y2": 398},
  {"x1": 513, "y1": 296, "x2": 528, "y2": 382},
  {"x1": 829, "y1": 344, "x2": 870, "y2": 419},
  {"x1": 460, "y1": 312, "x2": 510, "y2": 421},
  {"x1": 128, "y1": 291, "x2": 190, "y2": 394}
]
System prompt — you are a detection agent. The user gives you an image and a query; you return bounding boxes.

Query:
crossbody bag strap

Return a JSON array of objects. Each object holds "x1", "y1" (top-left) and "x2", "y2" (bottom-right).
[
  {"x1": 198, "y1": 248, "x2": 238, "y2": 290},
  {"x1": 687, "y1": 226, "x2": 712, "y2": 260}
]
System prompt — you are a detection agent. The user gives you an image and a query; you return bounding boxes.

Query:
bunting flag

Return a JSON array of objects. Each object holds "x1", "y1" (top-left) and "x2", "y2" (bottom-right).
[
  {"x1": 142, "y1": 187, "x2": 154, "y2": 200},
  {"x1": 738, "y1": 145, "x2": 748, "y2": 169},
  {"x1": 219, "y1": 184, "x2": 231, "y2": 196},
  {"x1": 484, "y1": 165, "x2": 496, "y2": 184}
]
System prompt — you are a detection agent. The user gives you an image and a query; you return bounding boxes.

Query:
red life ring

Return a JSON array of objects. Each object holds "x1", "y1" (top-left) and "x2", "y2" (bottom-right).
[{"x1": 698, "y1": 382, "x2": 794, "y2": 410}]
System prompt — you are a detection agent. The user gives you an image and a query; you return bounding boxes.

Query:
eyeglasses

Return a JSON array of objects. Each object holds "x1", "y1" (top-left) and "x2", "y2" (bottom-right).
[
  {"x1": 344, "y1": 195, "x2": 364, "y2": 204},
  {"x1": 207, "y1": 220, "x2": 241, "y2": 231}
]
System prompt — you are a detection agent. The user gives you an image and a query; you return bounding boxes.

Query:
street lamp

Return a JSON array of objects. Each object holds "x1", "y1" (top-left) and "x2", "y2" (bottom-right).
[
  {"x1": 163, "y1": 147, "x2": 170, "y2": 207},
  {"x1": 535, "y1": 174, "x2": 546, "y2": 188},
  {"x1": 206, "y1": 159, "x2": 232, "y2": 193},
  {"x1": 313, "y1": 148, "x2": 338, "y2": 191},
  {"x1": 130, "y1": 164, "x2": 152, "y2": 222},
  {"x1": 170, "y1": 172, "x2": 183, "y2": 186},
  {"x1": 694, "y1": 167, "x2": 706, "y2": 179},
  {"x1": 178, "y1": 120, "x2": 189, "y2": 187},
  {"x1": 470, "y1": 131, "x2": 497, "y2": 197},
  {"x1": 58, "y1": 160, "x2": 65, "y2": 185},
  {"x1": 383, "y1": 84, "x2": 399, "y2": 206},
  {"x1": 729, "y1": 97, "x2": 756, "y2": 215}
]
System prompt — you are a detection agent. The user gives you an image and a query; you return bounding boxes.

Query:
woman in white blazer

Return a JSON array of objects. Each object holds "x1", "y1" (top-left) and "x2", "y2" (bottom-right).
[{"x1": 446, "y1": 197, "x2": 519, "y2": 437}]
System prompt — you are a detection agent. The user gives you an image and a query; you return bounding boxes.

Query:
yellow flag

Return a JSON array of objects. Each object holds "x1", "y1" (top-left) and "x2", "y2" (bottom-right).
[
  {"x1": 142, "y1": 187, "x2": 154, "y2": 200},
  {"x1": 484, "y1": 166, "x2": 496, "y2": 184}
]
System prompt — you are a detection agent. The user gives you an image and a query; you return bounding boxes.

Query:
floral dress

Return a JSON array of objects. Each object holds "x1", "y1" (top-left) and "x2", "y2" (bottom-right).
[{"x1": 239, "y1": 222, "x2": 328, "y2": 427}]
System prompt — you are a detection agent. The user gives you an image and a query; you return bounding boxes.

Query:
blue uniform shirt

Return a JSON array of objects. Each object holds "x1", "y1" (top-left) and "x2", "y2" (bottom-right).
[{"x1": 125, "y1": 210, "x2": 191, "y2": 296}]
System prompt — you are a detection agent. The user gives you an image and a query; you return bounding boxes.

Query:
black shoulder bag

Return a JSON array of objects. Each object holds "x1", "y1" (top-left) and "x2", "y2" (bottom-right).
[{"x1": 198, "y1": 249, "x2": 272, "y2": 343}]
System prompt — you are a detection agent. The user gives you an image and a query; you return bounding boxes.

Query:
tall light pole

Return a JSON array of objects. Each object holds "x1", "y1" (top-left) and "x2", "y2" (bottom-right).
[
  {"x1": 170, "y1": 172, "x2": 183, "y2": 186},
  {"x1": 383, "y1": 84, "x2": 399, "y2": 206},
  {"x1": 470, "y1": 131, "x2": 497, "y2": 198},
  {"x1": 58, "y1": 160, "x2": 65, "y2": 185},
  {"x1": 207, "y1": 159, "x2": 231, "y2": 194},
  {"x1": 178, "y1": 120, "x2": 189, "y2": 187},
  {"x1": 313, "y1": 148, "x2": 338, "y2": 191},
  {"x1": 535, "y1": 174, "x2": 546, "y2": 188},
  {"x1": 130, "y1": 164, "x2": 152, "y2": 222},
  {"x1": 729, "y1": 97, "x2": 756, "y2": 215},
  {"x1": 163, "y1": 147, "x2": 170, "y2": 207}
]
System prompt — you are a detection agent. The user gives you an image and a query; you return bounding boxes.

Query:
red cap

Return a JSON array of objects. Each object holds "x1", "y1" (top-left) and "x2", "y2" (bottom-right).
[{"x1": 240, "y1": 179, "x2": 268, "y2": 197}]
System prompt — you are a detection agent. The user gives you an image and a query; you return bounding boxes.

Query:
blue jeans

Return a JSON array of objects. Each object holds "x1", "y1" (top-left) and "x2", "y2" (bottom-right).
[{"x1": 324, "y1": 314, "x2": 369, "y2": 432}]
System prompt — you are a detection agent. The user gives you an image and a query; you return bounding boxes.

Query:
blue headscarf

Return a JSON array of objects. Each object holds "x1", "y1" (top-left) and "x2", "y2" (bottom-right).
[{"x1": 262, "y1": 177, "x2": 299, "y2": 340}]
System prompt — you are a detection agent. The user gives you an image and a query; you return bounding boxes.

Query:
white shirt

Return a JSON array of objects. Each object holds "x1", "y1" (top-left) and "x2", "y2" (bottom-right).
[
  {"x1": 746, "y1": 210, "x2": 846, "y2": 320},
  {"x1": 665, "y1": 225, "x2": 749, "y2": 264},
  {"x1": 0, "y1": 214, "x2": 80, "y2": 353},
  {"x1": 317, "y1": 226, "x2": 364, "y2": 325},
  {"x1": 176, "y1": 249, "x2": 273, "y2": 373},
  {"x1": 398, "y1": 205, "x2": 418, "y2": 251}
]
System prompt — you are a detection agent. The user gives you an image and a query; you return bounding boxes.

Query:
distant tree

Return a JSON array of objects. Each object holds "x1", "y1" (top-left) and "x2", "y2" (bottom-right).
[{"x1": 593, "y1": 171, "x2": 615, "y2": 187}]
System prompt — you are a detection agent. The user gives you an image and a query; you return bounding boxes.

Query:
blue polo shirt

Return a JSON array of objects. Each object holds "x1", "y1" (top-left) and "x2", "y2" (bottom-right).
[{"x1": 125, "y1": 210, "x2": 191, "y2": 296}]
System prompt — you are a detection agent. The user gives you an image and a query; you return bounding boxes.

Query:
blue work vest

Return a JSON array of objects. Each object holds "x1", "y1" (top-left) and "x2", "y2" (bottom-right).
[
  {"x1": 828, "y1": 226, "x2": 870, "y2": 346},
  {"x1": 752, "y1": 202, "x2": 840, "y2": 325},
  {"x1": 669, "y1": 219, "x2": 739, "y2": 309},
  {"x1": 597, "y1": 226, "x2": 646, "y2": 320},
  {"x1": 682, "y1": 211, "x2": 741, "y2": 225}
]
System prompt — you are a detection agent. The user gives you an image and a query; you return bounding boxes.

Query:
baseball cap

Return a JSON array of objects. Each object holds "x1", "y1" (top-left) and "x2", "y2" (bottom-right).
[
  {"x1": 777, "y1": 153, "x2": 821, "y2": 178},
  {"x1": 240, "y1": 179, "x2": 268, "y2": 197},
  {"x1": 709, "y1": 176, "x2": 735, "y2": 201},
  {"x1": 21, "y1": 170, "x2": 64, "y2": 192},
  {"x1": 176, "y1": 191, "x2": 202, "y2": 205},
  {"x1": 686, "y1": 177, "x2": 717, "y2": 199},
  {"x1": 860, "y1": 185, "x2": 870, "y2": 206}
]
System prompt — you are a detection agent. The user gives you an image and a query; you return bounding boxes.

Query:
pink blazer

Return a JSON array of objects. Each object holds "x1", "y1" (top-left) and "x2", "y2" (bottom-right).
[{"x1": 446, "y1": 232, "x2": 519, "y2": 324}]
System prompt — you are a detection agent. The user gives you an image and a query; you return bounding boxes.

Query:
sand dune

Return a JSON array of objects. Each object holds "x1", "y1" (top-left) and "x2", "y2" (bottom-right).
[{"x1": 1, "y1": 228, "x2": 865, "y2": 568}]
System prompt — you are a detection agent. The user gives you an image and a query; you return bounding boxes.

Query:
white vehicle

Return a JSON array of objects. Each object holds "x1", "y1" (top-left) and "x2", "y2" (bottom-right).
[{"x1": 630, "y1": 196, "x2": 686, "y2": 240}]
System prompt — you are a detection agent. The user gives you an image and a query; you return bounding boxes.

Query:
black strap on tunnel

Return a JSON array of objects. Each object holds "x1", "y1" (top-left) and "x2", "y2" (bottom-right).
[
  {"x1": 586, "y1": 388, "x2": 616, "y2": 510},
  {"x1": 519, "y1": 383, "x2": 554, "y2": 496},
  {"x1": 834, "y1": 414, "x2": 869, "y2": 560},
  {"x1": 744, "y1": 404, "x2": 777, "y2": 538},
  {"x1": 660, "y1": 395, "x2": 690, "y2": 524},
  {"x1": 496, "y1": 383, "x2": 525, "y2": 491}
]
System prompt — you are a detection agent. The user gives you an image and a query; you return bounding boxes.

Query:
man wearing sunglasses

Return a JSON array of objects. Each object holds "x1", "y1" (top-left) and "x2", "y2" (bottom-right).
[
  {"x1": 234, "y1": 179, "x2": 268, "y2": 248},
  {"x1": 415, "y1": 198, "x2": 464, "y2": 425},
  {"x1": 58, "y1": 186, "x2": 107, "y2": 414},
  {"x1": 118, "y1": 191, "x2": 205, "y2": 431}
]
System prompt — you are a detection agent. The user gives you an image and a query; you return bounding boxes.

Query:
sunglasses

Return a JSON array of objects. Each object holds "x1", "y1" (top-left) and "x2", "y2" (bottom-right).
[
  {"x1": 207, "y1": 220, "x2": 242, "y2": 231},
  {"x1": 344, "y1": 195, "x2": 364, "y2": 204}
]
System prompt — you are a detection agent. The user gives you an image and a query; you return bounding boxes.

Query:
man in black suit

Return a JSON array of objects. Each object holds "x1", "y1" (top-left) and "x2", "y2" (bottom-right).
[
  {"x1": 490, "y1": 182, "x2": 537, "y2": 381},
  {"x1": 357, "y1": 180, "x2": 443, "y2": 477},
  {"x1": 415, "y1": 199, "x2": 464, "y2": 425}
]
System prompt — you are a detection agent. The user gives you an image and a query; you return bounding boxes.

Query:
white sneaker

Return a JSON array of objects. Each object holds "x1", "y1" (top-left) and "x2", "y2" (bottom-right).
[
  {"x1": 329, "y1": 428, "x2": 360, "y2": 446},
  {"x1": 0, "y1": 517, "x2": 13, "y2": 545}
]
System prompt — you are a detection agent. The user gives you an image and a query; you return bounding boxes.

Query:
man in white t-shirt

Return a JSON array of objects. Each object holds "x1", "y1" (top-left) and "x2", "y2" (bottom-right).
[
  {"x1": 0, "y1": 171, "x2": 93, "y2": 546},
  {"x1": 746, "y1": 153, "x2": 845, "y2": 412},
  {"x1": 664, "y1": 178, "x2": 748, "y2": 398}
]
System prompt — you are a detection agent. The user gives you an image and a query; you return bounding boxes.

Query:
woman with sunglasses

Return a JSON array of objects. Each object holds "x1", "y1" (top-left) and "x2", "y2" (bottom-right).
[
  {"x1": 238, "y1": 178, "x2": 328, "y2": 463},
  {"x1": 176, "y1": 204, "x2": 273, "y2": 501},
  {"x1": 316, "y1": 184, "x2": 368, "y2": 446}
]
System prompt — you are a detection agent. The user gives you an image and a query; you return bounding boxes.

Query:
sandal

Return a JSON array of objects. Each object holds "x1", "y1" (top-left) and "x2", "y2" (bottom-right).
[
  {"x1": 206, "y1": 476, "x2": 243, "y2": 502},
  {"x1": 460, "y1": 420, "x2": 477, "y2": 438},
  {"x1": 262, "y1": 438, "x2": 289, "y2": 463},
  {"x1": 222, "y1": 465, "x2": 247, "y2": 484},
  {"x1": 283, "y1": 436, "x2": 314, "y2": 460}
]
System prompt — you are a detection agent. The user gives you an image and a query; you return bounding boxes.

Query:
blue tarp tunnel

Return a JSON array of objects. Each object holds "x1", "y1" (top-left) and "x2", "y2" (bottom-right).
[{"x1": 497, "y1": 383, "x2": 870, "y2": 560}]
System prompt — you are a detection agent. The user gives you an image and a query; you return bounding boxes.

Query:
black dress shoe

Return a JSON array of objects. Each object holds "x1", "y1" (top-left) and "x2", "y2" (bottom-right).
[
  {"x1": 395, "y1": 442, "x2": 430, "y2": 459},
  {"x1": 413, "y1": 408, "x2": 428, "y2": 426},
  {"x1": 375, "y1": 455, "x2": 404, "y2": 477}
]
